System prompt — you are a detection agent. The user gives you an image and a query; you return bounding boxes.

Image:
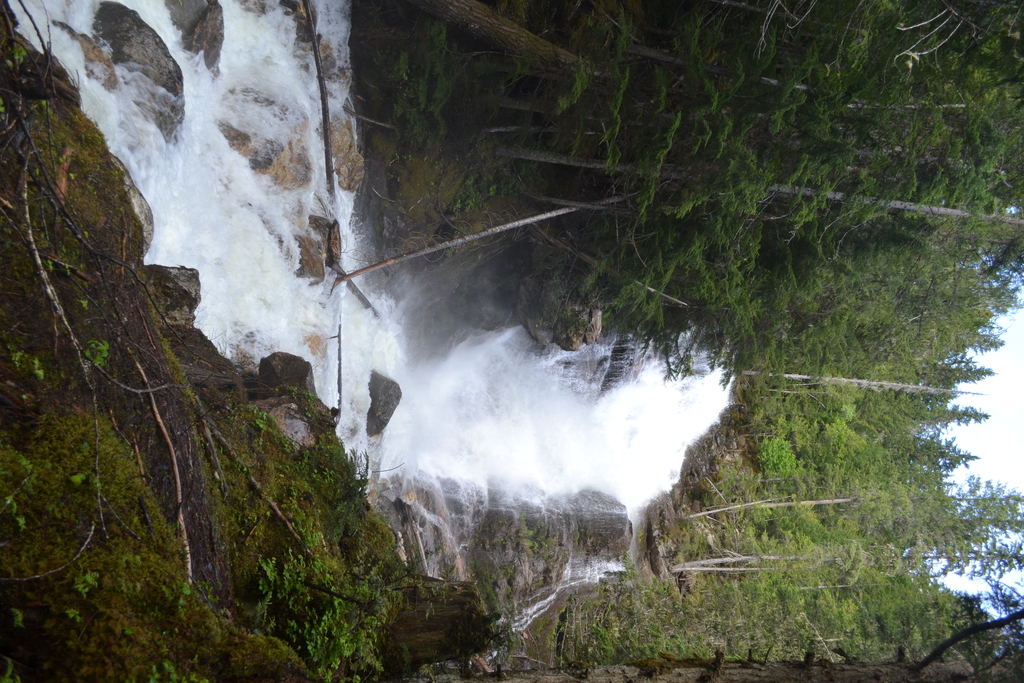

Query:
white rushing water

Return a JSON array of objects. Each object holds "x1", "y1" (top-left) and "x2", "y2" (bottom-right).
[{"x1": 15, "y1": 0, "x2": 730, "y2": 548}]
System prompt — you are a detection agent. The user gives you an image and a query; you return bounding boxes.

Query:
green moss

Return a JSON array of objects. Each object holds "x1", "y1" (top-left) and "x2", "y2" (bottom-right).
[
  {"x1": 0, "y1": 414, "x2": 217, "y2": 681},
  {"x1": 206, "y1": 394, "x2": 405, "y2": 679}
]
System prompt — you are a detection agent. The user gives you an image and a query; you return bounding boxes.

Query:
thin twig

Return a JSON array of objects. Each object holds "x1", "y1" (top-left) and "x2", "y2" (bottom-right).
[
  {"x1": 99, "y1": 494, "x2": 141, "y2": 541},
  {"x1": 0, "y1": 523, "x2": 95, "y2": 582},
  {"x1": 132, "y1": 357, "x2": 192, "y2": 581},
  {"x1": 204, "y1": 414, "x2": 311, "y2": 556},
  {"x1": 343, "y1": 104, "x2": 396, "y2": 130}
]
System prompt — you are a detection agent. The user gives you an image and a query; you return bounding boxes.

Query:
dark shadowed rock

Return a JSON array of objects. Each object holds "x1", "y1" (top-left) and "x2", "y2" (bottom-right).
[
  {"x1": 110, "y1": 156, "x2": 154, "y2": 259},
  {"x1": 93, "y1": 2, "x2": 184, "y2": 139},
  {"x1": 380, "y1": 577, "x2": 494, "y2": 676},
  {"x1": 367, "y1": 371, "x2": 402, "y2": 436},
  {"x1": 142, "y1": 265, "x2": 201, "y2": 326},
  {"x1": 183, "y1": 0, "x2": 224, "y2": 72},
  {"x1": 259, "y1": 352, "x2": 317, "y2": 395},
  {"x1": 163, "y1": 0, "x2": 210, "y2": 34},
  {"x1": 309, "y1": 215, "x2": 341, "y2": 270},
  {"x1": 517, "y1": 274, "x2": 602, "y2": 351}
]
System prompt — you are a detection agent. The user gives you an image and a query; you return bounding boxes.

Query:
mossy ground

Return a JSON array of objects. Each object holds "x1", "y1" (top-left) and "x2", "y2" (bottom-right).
[{"x1": 0, "y1": 24, "x2": 408, "y2": 682}]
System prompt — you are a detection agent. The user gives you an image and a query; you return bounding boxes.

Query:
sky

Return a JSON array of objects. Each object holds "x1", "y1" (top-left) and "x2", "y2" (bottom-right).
[{"x1": 942, "y1": 309, "x2": 1024, "y2": 594}]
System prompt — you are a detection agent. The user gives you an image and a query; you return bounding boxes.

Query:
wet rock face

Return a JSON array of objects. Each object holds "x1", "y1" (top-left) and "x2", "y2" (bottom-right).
[
  {"x1": 142, "y1": 265, "x2": 201, "y2": 326},
  {"x1": 294, "y1": 233, "x2": 324, "y2": 282},
  {"x1": 330, "y1": 116, "x2": 364, "y2": 192},
  {"x1": 54, "y1": 22, "x2": 118, "y2": 91},
  {"x1": 374, "y1": 477, "x2": 631, "y2": 641},
  {"x1": 217, "y1": 121, "x2": 312, "y2": 190},
  {"x1": 93, "y1": 2, "x2": 184, "y2": 139},
  {"x1": 258, "y1": 352, "x2": 317, "y2": 395},
  {"x1": 367, "y1": 371, "x2": 402, "y2": 436},
  {"x1": 110, "y1": 156, "x2": 154, "y2": 259},
  {"x1": 309, "y1": 215, "x2": 342, "y2": 273}
]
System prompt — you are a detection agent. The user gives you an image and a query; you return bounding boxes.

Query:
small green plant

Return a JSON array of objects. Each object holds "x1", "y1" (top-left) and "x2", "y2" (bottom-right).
[
  {"x1": 10, "y1": 351, "x2": 44, "y2": 380},
  {"x1": 85, "y1": 339, "x2": 109, "y2": 367},
  {"x1": 138, "y1": 660, "x2": 209, "y2": 683},
  {"x1": 4, "y1": 43, "x2": 26, "y2": 70},
  {"x1": 0, "y1": 655, "x2": 20, "y2": 683},
  {"x1": 758, "y1": 437, "x2": 797, "y2": 476},
  {"x1": 73, "y1": 570, "x2": 99, "y2": 597}
]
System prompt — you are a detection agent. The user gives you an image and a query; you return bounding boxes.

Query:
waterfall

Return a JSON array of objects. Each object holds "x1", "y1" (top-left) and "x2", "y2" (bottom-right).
[{"x1": 15, "y1": 0, "x2": 730, "y2": 632}]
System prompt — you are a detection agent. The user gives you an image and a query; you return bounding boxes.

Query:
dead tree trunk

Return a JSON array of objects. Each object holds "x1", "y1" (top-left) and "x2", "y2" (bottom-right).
[
  {"x1": 331, "y1": 201, "x2": 623, "y2": 287},
  {"x1": 680, "y1": 496, "x2": 859, "y2": 520},
  {"x1": 380, "y1": 578, "x2": 494, "y2": 674},
  {"x1": 742, "y1": 371, "x2": 980, "y2": 396}
]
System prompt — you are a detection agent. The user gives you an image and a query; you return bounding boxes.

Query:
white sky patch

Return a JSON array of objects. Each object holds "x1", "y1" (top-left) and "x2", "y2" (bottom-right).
[{"x1": 944, "y1": 309, "x2": 1024, "y2": 595}]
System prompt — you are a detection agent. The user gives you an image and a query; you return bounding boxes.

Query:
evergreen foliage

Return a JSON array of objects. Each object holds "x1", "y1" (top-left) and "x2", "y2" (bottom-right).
[{"x1": 353, "y1": 0, "x2": 1024, "y2": 671}]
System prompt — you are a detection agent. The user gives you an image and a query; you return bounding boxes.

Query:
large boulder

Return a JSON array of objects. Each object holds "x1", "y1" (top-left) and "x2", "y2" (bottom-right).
[
  {"x1": 142, "y1": 265, "x2": 201, "y2": 327},
  {"x1": 93, "y1": 2, "x2": 184, "y2": 140},
  {"x1": 258, "y1": 352, "x2": 317, "y2": 395},
  {"x1": 367, "y1": 371, "x2": 401, "y2": 436},
  {"x1": 162, "y1": 0, "x2": 209, "y2": 35}
]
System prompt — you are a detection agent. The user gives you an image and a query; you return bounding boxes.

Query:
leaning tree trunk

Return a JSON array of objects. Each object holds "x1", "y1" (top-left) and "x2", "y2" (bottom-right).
[
  {"x1": 483, "y1": 661, "x2": 973, "y2": 683},
  {"x1": 401, "y1": 0, "x2": 579, "y2": 72},
  {"x1": 380, "y1": 578, "x2": 495, "y2": 675}
]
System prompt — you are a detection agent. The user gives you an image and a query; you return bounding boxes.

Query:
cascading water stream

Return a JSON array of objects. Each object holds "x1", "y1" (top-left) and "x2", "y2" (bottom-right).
[{"x1": 15, "y1": 0, "x2": 730, "y2": 631}]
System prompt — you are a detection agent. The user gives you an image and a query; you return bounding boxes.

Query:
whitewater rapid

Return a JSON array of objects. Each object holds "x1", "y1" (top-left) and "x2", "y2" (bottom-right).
[{"x1": 14, "y1": 0, "x2": 730, "y2": 527}]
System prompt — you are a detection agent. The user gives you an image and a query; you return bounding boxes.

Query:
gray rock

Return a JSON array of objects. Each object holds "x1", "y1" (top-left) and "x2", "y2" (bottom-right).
[
  {"x1": 258, "y1": 352, "x2": 317, "y2": 395},
  {"x1": 163, "y1": 0, "x2": 210, "y2": 35},
  {"x1": 367, "y1": 371, "x2": 402, "y2": 436},
  {"x1": 216, "y1": 120, "x2": 311, "y2": 190},
  {"x1": 142, "y1": 265, "x2": 201, "y2": 327},
  {"x1": 93, "y1": 2, "x2": 184, "y2": 139},
  {"x1": 252, "y1": 397, "x2": 315, "y2": 448}
]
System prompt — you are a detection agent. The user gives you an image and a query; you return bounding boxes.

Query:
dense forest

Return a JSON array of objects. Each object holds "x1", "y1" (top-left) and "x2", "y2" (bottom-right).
[
  {"x1": 348, "y1": 0, "x2": 1024, "y2": 678},
  {"x1": 3, "y1": 0, "x2": 1024, "y2": 679}
]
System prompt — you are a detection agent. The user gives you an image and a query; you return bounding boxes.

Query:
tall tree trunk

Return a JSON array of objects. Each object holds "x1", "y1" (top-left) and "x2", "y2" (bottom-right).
[
  {"x1": 769, "y1": 184, "x2": 1024, "y2": 227},
  {"x1": 680, "y1": 496, "x2": 859, "y2": 521},
  {"x1": 401, "y1": 0, "x2": 579, "y2": 72},
  {"x1": 742, "y1": 371, "x2": 980, "y2": 395}
]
